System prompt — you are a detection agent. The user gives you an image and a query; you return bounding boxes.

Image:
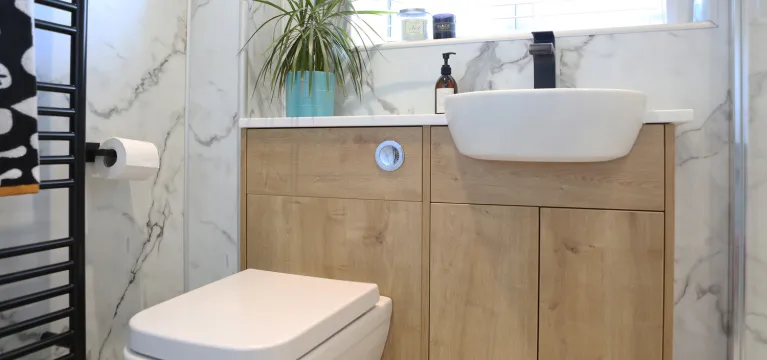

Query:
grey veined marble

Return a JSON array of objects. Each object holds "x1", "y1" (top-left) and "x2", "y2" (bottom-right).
[
  {"x1": 0, "y1": 1, "x2": 187, "y2": 359},
  {"x1": 746, "y1": 13, "x2": 767, "y2": 360},
  {"x1": 84, "y1": 1, "x2": 188, "y2": 358},
  {"x1": 185, "y1": 0, "x2": 242, "y2": 291}
]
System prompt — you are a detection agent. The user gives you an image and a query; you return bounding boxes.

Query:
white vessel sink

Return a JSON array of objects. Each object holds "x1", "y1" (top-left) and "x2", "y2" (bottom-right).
[{"x1": 444, "y1": 89, "x2": 684, "y2": 162}]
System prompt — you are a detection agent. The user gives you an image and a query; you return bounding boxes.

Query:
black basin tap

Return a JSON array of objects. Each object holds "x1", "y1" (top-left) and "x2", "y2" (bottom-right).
[{"x1": 530, "y1": 31, "x2": 556, "y2": 89}]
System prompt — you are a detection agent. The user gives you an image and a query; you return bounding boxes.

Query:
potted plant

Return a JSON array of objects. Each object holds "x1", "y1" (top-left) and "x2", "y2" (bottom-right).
[{"x1": 247, "y1": 0, "x2": 389, "y2": 117}]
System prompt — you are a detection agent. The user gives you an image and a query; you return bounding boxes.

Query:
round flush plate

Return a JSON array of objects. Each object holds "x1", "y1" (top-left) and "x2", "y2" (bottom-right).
[{"x1": 375, "y1": 140, "x2": 404, "y2": 171}]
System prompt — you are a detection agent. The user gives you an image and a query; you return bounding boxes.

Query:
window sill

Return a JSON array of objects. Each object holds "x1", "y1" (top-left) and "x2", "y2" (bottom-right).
[{"x1": 367, "y1": 21, "x2": 717, "y2": 51}]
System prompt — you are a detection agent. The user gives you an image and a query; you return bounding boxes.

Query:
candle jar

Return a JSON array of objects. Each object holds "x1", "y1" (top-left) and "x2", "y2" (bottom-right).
[
  {"x1": 433, "y1": 13, "x2": 456, "y2": 39},
  {"x1": 399, "y1": 8, "x2": 429, "y2": 41}
]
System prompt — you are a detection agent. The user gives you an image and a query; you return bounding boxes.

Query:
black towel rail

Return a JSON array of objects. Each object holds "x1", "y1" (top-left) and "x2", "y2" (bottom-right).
[
  {"x1": 0, "y1": 0, "x2": 88, "y2": 359},
  {"x1": 39, "y1": 132, "x2": 77, "y2": 141},
  {"x1": 38, "y1": 107, "x2": 77, "y2": 117},
  {"x1": 37, "y1": 83, "x2": 77, "y2": 94}
]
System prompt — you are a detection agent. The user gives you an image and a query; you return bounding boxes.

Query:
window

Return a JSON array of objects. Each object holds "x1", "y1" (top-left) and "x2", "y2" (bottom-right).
[{"x1": 351, "y1": 0, "x2": 706, "y2": 44}]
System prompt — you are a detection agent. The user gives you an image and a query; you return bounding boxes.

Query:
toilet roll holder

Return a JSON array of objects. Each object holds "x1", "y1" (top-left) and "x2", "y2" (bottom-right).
[{"x1": 85, "y1": 142, "x2": 117, "y2": 165}]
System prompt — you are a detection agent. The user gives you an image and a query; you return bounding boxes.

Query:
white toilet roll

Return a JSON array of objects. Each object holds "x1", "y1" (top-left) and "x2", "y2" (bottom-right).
[{"x1": 92, "y1": 137, "x2": 160, "y2": 180}]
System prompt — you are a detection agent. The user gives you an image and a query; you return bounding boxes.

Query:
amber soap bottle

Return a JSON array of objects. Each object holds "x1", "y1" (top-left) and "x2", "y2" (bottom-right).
[{"x1": 435, "y1": 52, "x2": 457, "y2": 114}]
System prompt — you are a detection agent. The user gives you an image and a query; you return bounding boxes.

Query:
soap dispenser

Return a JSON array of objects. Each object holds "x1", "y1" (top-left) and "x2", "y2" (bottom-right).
[{"x1": 435, "y1": 52, "x2": 457, "y2": 114}]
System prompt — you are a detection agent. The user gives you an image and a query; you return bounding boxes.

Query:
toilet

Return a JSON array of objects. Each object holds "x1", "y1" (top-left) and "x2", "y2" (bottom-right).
[{"x1": 123, "y1": 269, "x2": 392, "y2": 360}]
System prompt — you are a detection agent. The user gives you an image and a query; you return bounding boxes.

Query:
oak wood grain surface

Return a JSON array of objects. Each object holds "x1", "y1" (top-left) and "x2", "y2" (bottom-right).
[
  {"x1": 431, "y1": 125, "x2": 665, "y2": 211},
  {"x1": 430, "y1": 203, "x2": 539, "y2": 360},
  {"x1": 246, "y1": 127, "x2": 422, "y2": 201},
  {"x1": 247, "y1": 195, "x2": 423, "y2": 360},
  {"x1": 539, "y1": 208, "x2": 664, "y2": 360}
]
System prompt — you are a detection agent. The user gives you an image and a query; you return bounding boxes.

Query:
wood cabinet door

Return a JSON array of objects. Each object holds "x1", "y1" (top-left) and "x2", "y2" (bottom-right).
[
  {"x1": 245, "y1": 127, "x2": 423, "y2": 201},
  {"x1": 539, "y1": 208, "x2": 664, "y2": 360},
  {"x1": 431, "y1": 126, "x2": 665, "y2": 211},
  {"x1": 246, "y1": 195, "x2": 423, "y2": 360},
  {"x1": 430, "y1": 204, "x2": 539, "y2": 360}
]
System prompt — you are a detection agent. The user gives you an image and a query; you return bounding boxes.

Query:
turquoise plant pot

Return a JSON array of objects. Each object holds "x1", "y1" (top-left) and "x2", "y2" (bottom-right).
[{"x1": 285, "y1": 71, "x2": 336, "y2": 117}]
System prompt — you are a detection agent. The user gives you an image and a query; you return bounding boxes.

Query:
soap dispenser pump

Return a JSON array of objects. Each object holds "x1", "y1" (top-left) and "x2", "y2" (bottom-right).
[{"x1": 435, "y1": 52, "x2": 457, "y2": 114}]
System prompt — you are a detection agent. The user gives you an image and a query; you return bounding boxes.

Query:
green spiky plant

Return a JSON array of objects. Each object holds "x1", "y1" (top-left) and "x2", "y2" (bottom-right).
[{"x1": 245, "y1": 0, "x2": 390, "y2": 100}]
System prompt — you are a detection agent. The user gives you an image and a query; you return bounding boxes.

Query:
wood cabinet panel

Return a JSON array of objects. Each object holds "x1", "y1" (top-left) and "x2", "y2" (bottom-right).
[
  {"x1": 431, "y1": 125, "x2": 665, "y2": 211},
  {"x1": 430, "y1": 204, "x2": 539, "y2": 360},
  {"x1": 539, "y1": 208, "x2": 664, "y2": 360},
  {"x1": 246, "y1": 195, "x2": 422, "y2": 360},
  {"x1": 246, "y1": 127, "x2": 422, "y2": 201},
  {"x1": 240, "y1": 125, "x2": 674, "y2": 360},
  {"x1": 663, "y1": 124, "x2": 676, "y2": 360}
]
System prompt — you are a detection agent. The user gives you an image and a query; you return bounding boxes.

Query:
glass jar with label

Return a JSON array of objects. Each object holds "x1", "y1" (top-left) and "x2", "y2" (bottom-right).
[
  {"x1": 399, "y1": 8, "x2": 429, "y2": 41},
  {"x1": 433, "y1": 13, "x2": 456, "y2": 39}
]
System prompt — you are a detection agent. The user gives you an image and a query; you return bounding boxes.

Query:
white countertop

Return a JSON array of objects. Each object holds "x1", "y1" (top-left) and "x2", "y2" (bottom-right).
[
  {"x1": 239, "y1": 114, "x2": 446, "y2": 128},
  {"x1": 239, "y1": 110, "x2": 693, "y2": 129}
]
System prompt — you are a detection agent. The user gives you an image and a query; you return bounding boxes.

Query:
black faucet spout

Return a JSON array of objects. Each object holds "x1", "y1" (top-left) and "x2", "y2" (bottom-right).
[{"x1": 530, "y1": 31, "x2": 556, "y2": 89}]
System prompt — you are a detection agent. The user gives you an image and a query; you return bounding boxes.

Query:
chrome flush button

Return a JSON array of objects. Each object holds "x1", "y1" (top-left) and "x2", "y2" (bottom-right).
[{"x1": 375, "y1": 140, "x2": 404, "y2": 171}]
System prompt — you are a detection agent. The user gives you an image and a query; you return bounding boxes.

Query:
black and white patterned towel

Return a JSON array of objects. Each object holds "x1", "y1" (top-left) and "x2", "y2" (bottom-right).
[{"x1": 0, "y1": 0, "x2": 39, "y2": 196}]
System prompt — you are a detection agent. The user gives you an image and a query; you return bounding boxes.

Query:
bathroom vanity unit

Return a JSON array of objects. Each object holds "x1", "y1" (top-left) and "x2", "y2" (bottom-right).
[{"x1": 239, "y1": 114, "x2": 676, "y2": 360}]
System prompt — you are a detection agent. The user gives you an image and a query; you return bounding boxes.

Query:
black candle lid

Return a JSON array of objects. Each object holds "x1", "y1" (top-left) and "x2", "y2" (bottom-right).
[{"x1": 433, "y1": 13, "x2": 455, "y2": 23}]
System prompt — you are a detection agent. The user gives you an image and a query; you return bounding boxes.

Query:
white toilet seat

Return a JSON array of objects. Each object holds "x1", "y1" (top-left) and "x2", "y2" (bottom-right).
[
  {"x1": 124, "y1": 270, "x2": 391, "y2": 360},
  {"x1": 301, "y1": 297, "x2": 391, "y2": 360},
  {"x1": 124, "y1": 296, "x2": 392, "y2": 360}
]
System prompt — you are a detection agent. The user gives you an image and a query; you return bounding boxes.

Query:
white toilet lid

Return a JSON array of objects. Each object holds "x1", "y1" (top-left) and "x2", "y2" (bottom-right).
[{"x1": 127, "y1": 269, "x2": 380, "y2": 360}]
